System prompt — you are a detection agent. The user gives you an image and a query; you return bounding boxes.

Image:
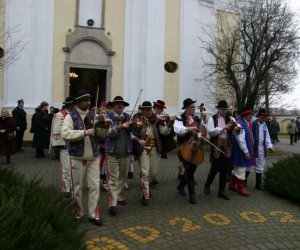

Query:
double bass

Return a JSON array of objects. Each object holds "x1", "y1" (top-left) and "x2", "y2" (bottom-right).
[{"x1": 178, "y1": 105, "x2": 206, "y2": 165}]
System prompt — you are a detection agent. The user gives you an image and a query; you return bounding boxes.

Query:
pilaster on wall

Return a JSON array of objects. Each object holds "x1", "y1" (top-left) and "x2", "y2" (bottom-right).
[
  {"x1": 179, "y1": 0, "x2": 216, "y2": 114},
  {"x1": 104, "y1": 0, "x2": 125, "y2": 98},
  {"x1": 52, "y1": 0, "x2": 76, "y2": 104},
  {"x1": 164, "y1": 0, "x2": 180, "y2": 111},
  {"x1": 124, "y1": 0, "x2": 166, "y2": 111}
]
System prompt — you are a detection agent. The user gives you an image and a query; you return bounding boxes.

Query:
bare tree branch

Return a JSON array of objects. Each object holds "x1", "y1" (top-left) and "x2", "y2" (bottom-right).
[{"x1": 200, "y1": 0, "x2": 300, "y2": 112}]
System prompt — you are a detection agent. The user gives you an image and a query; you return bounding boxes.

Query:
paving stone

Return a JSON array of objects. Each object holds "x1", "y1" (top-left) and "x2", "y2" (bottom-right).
[{"x1": 7, "y1": 137, "x2": 300, "y2": 249}]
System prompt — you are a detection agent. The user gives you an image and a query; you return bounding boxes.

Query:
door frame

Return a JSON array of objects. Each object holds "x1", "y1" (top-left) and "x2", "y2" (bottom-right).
[{"x1": 65, "y1": 62, "x2": 111, "y2": 102}]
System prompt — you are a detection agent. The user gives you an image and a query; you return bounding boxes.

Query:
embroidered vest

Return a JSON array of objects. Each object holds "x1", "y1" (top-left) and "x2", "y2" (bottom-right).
[
  {"x1": 232, "y1": 118, "x2": 254, "y2": 167},
  {"x1": 252, "y1": 120, "x2": 267, "y2": 158},
  {"x1": 68, "y1": 110, "x2": 100, "y2": 157},
  {"x1": 177, "y1": 113, "x2": 200, "y2": 145},
  {"x1": 211, "y1": 114, "x2": 232, "y2": 148},
  {"x1": 104, "y1": 112, "x2": 132, "y2": 154}
]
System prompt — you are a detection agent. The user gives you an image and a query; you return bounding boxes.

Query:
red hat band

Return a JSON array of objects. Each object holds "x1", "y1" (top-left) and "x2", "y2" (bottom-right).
[
  {"x1": 240, "y1": 109, "x2": 252, "y2": 116},
  {"x1": 153, "y1": 102, "x2": 166, "y2": 109}
]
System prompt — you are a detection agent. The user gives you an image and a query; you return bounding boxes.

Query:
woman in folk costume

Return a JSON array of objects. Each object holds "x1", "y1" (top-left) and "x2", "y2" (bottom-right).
[
  {"x1": 230, "y1": 106, "x2": 254, "y2": 196},
  {"x1": 246, "y1": 108, "x2": 274, "y2": 190}
]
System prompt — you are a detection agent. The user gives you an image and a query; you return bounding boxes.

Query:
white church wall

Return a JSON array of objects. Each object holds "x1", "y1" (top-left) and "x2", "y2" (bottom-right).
[
  {"x1": 123, "y1": 0, "x2": 166, "y2": 111},
  {"x1": 4, "y1": 0, "x2": 54, "y2": 113}
]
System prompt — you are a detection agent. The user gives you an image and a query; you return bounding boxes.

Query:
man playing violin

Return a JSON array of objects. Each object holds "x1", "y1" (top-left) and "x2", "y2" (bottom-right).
[
  {"x1": 174, "y1": 98, "x2": 201, "y2": 204},
  {"x1": 152, "y1": 100, "x2": 176, "y2": 177},
  {"x1": 104, "y1": 96, "x2": 133, "y2": 216},
  {"x1": 62, "y1": 89, "x2": 105, "y2": 226},
  {"x1": 133, "y1": 101, "x2": 174, "y2": 206},
  {"x1": 204, "y1": 100, "x2": 234, "y2": 200}
]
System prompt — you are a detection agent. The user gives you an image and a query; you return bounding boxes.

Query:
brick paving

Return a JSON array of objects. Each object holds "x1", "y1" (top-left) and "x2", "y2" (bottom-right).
[{"x1": 3, "y1": 138, "x2": 300, "y2": 249}]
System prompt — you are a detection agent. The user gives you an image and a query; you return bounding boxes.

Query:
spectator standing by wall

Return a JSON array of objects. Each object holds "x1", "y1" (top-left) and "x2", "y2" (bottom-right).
[
  {"x1": 0, "y1": 107, "x2": 17, "y2": 164},
  {"x1": 287, "y1": 119, "x2": 298, "y2": 145},
  {"x1": 32, "y1": 101, "x2": 50, "y2": 158},
  {"x1": 269, "y1": 117, "x2": 280, "y2": 144},
  {"x1": 12, "y1": 99, "x2": 27, "y2": 152},
  {"x1": 295, "y1": 117, "x2": 300, "y2": 142}
]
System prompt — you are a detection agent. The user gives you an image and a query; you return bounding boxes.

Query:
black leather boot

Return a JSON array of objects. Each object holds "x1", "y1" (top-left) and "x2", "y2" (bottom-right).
[
  {"x1": 218, "y1": 191, "x2": 230, "y2": 200},
  {"x1": 255, "y1": 173, "x2": 264, "y2": 191},
  {"x1": 187, "y1": 179, "x2": 197, "y2": 204},
  {"x1": 189, "y1": 194, "x2": 197, "y2": 204},
  {"x1": 177, "y1": 176, "x2": 187, "y2": 196},
  {"x1": 245, "y1": 171, "x2": 250, "y2": 187}
]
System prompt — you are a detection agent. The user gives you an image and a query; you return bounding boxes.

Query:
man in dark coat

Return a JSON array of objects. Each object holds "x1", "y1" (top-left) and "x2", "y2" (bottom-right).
[
  {"x1": 32, "y1": 101, "x2": 50, "y2": 158},
  {"x1": 12, "y1": 99, "x2": 27, "y2": 152}
]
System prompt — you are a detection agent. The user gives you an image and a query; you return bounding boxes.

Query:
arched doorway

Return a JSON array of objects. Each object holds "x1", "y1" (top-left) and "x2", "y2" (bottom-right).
[
  {"x1": 69, "y1": 67, "x2": 107, "y2": 105},
  {"x1": 64, "y1": 27, "x2": 114, "y2": 104}
]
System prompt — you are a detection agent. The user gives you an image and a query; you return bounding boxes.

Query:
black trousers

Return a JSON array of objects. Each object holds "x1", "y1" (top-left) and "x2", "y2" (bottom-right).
[
  {"x1": 178, "y1": 161, "x2": 197, "y2": 195},
  {"x1": 205, "y1": 154, "x2": 229, "y2": 193},
  {"x1": 16, "y1": 129, "x2": 25, "y2": 150},
  {"x1": 36, "y1": 149, "x2": 45, "y2": 158},
  {"x1": 289, "y1": 134, "x2": 295, "y2": 145},
  {"x1": 52, "y1": 146, "x2": 64, "y2": 160}
]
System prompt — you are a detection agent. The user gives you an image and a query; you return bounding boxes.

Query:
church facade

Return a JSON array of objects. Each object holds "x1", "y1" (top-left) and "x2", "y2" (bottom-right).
[{"x1": 0, "y1": 0, "x2": 234, "y2": 139}]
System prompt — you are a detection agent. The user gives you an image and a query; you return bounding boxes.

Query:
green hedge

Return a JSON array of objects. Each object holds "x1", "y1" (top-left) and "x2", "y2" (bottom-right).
[
  {"x1": 265, "y1": 154, "x2": 300, "y2": 204},
  {"x1": 0, "y1": 168, "x2": 85, "y2": 250}
]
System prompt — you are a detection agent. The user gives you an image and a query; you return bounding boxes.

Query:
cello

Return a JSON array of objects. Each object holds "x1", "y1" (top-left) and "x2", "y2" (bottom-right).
[{"x1": 178, "y1": 105, "x2": 206, "y2": 165}]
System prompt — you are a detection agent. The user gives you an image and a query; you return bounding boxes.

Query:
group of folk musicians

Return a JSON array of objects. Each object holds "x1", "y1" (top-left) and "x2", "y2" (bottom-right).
[{"x1": 50, "y1": 89, "x2": 274, "y2": 226}]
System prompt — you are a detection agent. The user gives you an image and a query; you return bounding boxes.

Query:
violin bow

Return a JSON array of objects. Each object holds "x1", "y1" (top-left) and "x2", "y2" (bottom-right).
[
  {"x1": 196, "y1": 103, "x2": 226, "y2": 155},
  {"x1": 93, "y1": 85, "x2": 100, "y2": 129},
  {"x1": 144, "y1": 115, "x2": 160, "y2": 144},
  {"x1": 129, "y1": 89, "x2": 143, "y2": 122},
  {"x1": 198, "y1": 133, "x2": 226, "y2": 155}
]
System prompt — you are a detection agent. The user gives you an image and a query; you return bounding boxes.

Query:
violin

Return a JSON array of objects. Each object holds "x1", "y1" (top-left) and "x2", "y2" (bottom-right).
[
  {"x1": 225, "y1": 113, "x2": 243, "y2": 134},
  {"x1": 128, "y1": 112, "x2": 143, "y2": 130},
  {"x1": 94, "y1": 115, "x2": 112, "y2": 129}
]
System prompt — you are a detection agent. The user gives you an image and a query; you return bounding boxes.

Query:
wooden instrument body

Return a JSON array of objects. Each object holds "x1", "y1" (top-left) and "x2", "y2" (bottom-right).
[{"x1": 178, "y1": 120, "x2": 204, "y2": 165}]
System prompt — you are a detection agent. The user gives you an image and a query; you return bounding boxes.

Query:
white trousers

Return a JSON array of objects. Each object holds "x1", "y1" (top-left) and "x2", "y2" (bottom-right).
[
  {"x1": 255, "y1": 144, "x2": 266, "y2": 173},
  {"x1": 60, "y1": 149, "x2": 71, "y2": 193},
  {"x1": 232, "y1": 166, "x2": 246, "y2": 180},
  {"x1": 70, "y1": 158, "x2": 101, "y2": 219},
  {"x1": 255, "y1": 157, "x2": 266, "y2": 173},
  {"x1": 107, "y1": 155, "x2": 131, "y2": 207},
  {"x1": 139, "y1": 147, "x2": 161, "y2": 199}
]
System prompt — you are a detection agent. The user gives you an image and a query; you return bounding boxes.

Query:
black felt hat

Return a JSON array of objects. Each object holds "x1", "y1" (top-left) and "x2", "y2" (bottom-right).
[
  {"x1": 63, "y1": 96, "x2": 75, "y2": 105},
  {"x1": 74, "y1": 89, "x2": 92, "y2": 101},
  {"x1": 256, "y1": 108, "x2": 268, "y2": 117},
  {"x1": 111, "y1": 96, "x2": 129, "y2": 107},
  {"x1": 216, "y1": 100, "x2": 229, "y2": 108},
  {"x1": 182, "y1": 98, "x2": 196, "y2": 109},
  {"x1": 140, "y1": 101, "x2": 153, "y2": 109}
]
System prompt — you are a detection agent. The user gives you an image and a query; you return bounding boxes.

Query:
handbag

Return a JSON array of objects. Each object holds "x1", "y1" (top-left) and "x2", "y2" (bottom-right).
[{"x1": 7, "y1": 132, "x2": 16, "y2": 141}]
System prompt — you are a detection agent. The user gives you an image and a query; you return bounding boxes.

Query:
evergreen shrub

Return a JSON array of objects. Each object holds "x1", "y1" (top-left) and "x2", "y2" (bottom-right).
[
  {"x1": 264, "y1": 154, "x2": 300, "y2": 204},
  {"x1": 0, "y1": 168, "x2": 85, "y2": 250}
]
